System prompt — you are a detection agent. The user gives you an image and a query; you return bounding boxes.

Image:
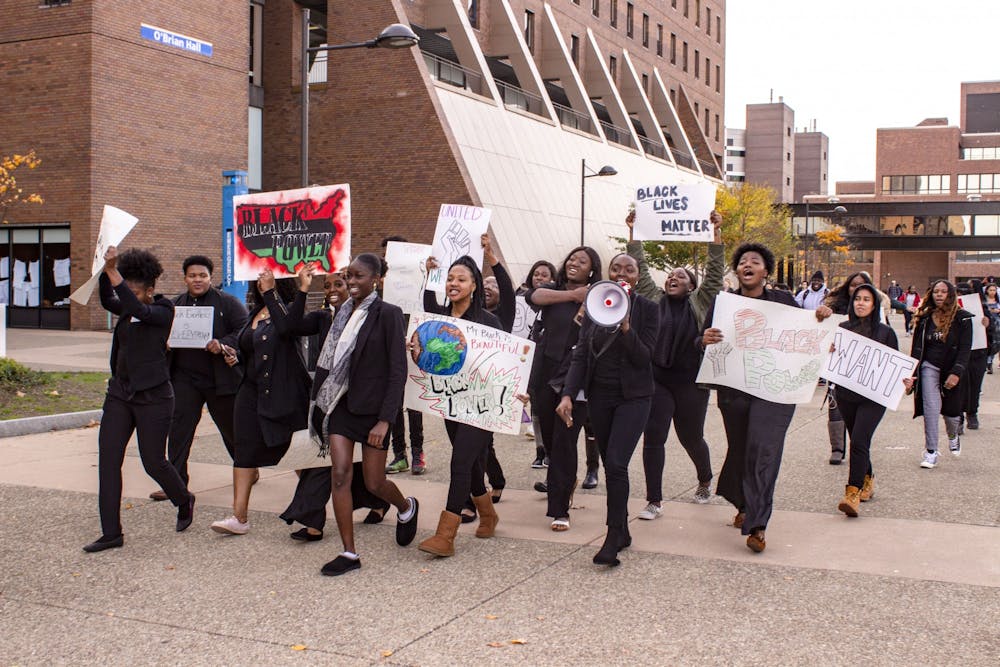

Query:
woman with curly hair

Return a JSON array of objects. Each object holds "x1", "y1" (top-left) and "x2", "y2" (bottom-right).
[
  {"x1": 85, "y1": 247, "x2": 195, "y2": 553},
  {"x1": 903, "y1": 280, "x2": 973, "y2": 468}
]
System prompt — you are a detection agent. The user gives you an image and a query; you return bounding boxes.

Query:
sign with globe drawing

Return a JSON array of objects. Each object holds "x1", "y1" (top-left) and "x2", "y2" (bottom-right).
[{"x1": 404, "y1": 313, "x2": 535, "y2": 434}]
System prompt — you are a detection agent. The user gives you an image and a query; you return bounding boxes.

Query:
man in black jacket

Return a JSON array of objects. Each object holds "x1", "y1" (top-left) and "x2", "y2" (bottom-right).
[{"x1": 150, "y1": 256, "x2": 249, "y2": 500}]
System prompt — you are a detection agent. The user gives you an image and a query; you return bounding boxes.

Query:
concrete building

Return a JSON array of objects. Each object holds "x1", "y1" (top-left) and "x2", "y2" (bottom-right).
[
  {"x1": 0, "y1": 0, "x2": 725, "y2": 330},
  {"x1": 793, "y1": 129, "x2": 829, "y2": 202},
  {"x1": 723, "y1": 127, "x2": 745, "y2": 184}
]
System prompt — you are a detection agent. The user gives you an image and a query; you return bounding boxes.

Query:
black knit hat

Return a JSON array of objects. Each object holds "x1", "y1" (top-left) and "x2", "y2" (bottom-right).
[{"x1": 810, "y1": 270, "x2": 824, "y2": 282}]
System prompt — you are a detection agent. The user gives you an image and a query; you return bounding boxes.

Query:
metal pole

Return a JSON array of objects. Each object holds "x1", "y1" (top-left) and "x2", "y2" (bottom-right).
[
  {"x1": 300, "y1": 8, "x2": 310, "y2": 188},
  {"x1": 579, "y1": 159, "x2": 586, "y2": 246},
  {"x1": 804, "y1": 200, "x2": 810, "y2": 284}
]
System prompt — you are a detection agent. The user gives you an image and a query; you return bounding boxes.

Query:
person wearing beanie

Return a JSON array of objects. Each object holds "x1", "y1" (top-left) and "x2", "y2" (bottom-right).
[{"x1": 795, "y1": 271, "x2": 829, "y2": 310}]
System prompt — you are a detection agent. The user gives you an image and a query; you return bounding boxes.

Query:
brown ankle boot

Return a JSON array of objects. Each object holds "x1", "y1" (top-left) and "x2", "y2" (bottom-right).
[
  {"x1": 838, "y1": 485, "x2": 861, "y2": 517},
  {"x1": 472, "y1": 493, "x2": 499, "y2": 538},
  {"x1": 418, "y1": 511, "x2": 461, "y2": 557},
  {"x1": 859, "y1": 475, "x2": 874, "y2": 502}
]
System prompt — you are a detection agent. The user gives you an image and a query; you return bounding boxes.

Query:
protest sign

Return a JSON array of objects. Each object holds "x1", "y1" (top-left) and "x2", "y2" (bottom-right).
[
  {"x1": 426, "y1": 205, "x2": 491, "y2": 293},
  {"x1": 696, "y1": 291, "x2": 839, "y2": 404},
  {"x1": 233, "y1": 184, "x2": 350, "y2": 281},
  {"x1": 633, "y1": 182, "x2": 716, "y2": 242},
  {"x1": 383, "y1": 241, "x2": 431, "y2": 314},
  {"x1": 957, "y1": 295, "x2": 987, "y2": 350},
  {"x1": 69, "y1": 205, "x2": 139, "y2": 304},
  {"x1": 404, "y1": 313, "x2": 534, "y2": 434},
  {"x1": 168, "y1": 306, "x2": 214, "y2": 349},
  {"x1": 510, "y1": 295, "x2": 536, "y2": 340},
  {"x1": 819, "y1": 326, "x2": 916, "y2": 411}
]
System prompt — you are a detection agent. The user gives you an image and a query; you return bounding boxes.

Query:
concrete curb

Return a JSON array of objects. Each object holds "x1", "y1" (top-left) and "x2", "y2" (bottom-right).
[{"x1": 0, "y1": 410, "x2": 102, "y2": 438}]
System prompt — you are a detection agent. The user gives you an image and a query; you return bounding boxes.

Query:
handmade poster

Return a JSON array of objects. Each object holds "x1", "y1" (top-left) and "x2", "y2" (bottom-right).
[
  {"x1": 696, "y1": 291, "x2": 839, "y2": 404},
  {"x1": 383, "y1": 241, "x2": 431, "y2": 314},
  {"x1": 69, "y1": 205, "x2": 139, "y2": 304},
  {"x1": 425, "y1": 204, "x2": 491, "y2": 293},
  {"x1": 168, "y1": 306, "x2": 214, "y2": 349},
  {"x1": 633, "y1": 182, "x2": 716, "y2": 242},
  {"x1": 404, "y1": 313, "x2": 534, "y2": 434},
  {"x1": 233, "y1": 184, "x2": 350, "y2": 281},
  {"x1": 510, "y1": 295, "x2": 535, "y2": 340},
  {"x1": 957, "y1": 295, "x2": 988, "y2": 350},
  {"x1": 820, "y1": 326, "x2": 916, "y2": 411}
]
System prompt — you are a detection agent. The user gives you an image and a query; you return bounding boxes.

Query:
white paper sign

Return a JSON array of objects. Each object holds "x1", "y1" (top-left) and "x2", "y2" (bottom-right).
[
  {"x1": 426, "y1": 204, "x2": 491, "y2": 293},
  {"x1": 383, "y1": 241, "x2": 431, "y2": 314},
  {"x1": 633, "y1": 182, "x2": 716, "y2": 242},
  {"x1": 404, "y1": 312, "x2": 534, "y2": 434},
  {"x1": 168, "y1": 306, "x2": 215, "y2": 349},
  {"x1": 957, "y1": 295, "x2": 987, "y2": 350},
  {"x1": 820, "y1": 327, "x2": 916, "y2": 411},
  {"x1": 69, "y1": 205, "x2": 139, "y2": 304},
  {"x1": 696, "y1": 291, "x2": 839, "y2": 404},
  {"x1": 510, "y1": 295, "x2": 536, "y2": 340}
]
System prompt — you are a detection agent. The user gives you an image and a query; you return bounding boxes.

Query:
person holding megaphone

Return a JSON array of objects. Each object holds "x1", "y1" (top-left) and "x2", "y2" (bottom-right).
[{"x1": 557, "y1": 253, "x2": 659, "y2": 566}]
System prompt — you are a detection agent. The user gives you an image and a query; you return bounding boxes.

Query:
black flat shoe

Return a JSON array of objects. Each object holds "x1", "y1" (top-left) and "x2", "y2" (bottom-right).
[
  {"x1": 396, "y1": 497, "x2": 419, "y2": 546},
  {"x1": 460, "y1": 509, "x2": 477, "y2": 524},
  {"x1": 176, "y1": 494, "x2": 195, "y2": 532},
  {"x1": 592, "y1": 542, "x2": 620, "y2": 567},
  {"x1": 490, "y1": 487, "x2": 504, "y2": 503},
  {"x1": 363, "y1": 506, "x2": 388, "y2": 524},
  {"x1": 83, "y1": 534, "x2": 123, "y2": 553},
  {"x1": 533, "y1": 481, "x2": 548, "y2": 494},
  {"x1": 582, "y1": 470, "x2": 599, "y2": 489},
  {"x1": 290, "y1": 528, "x2": 323, "y2": 542},
  {"x1": 321, "y1": 554, "x2": 361, "y2": 576}
]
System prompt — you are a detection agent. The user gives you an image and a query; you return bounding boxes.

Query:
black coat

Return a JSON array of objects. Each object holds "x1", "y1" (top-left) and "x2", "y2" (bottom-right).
[
  {"x1": 100, "y1": 273, "x2": 174, "y2": 392},
  {"x1": 909, "y1": 308, "x2": 973, "y2": 419},
  {"x1": 171, "y1": 287, "x2": 249, "y2": 395}
]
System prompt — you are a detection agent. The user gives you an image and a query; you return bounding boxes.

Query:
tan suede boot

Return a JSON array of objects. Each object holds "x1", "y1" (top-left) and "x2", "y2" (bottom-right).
[
  {"x1": 838, "y1": 485, "x2": 861, "y2": 517},
  {"x1": 472, "y1": 493, "x2": 499, "y2": 538},
  {"x1": 859, "y1": 475, "x2": 874, "y2": 502},
  {"x1": 418, "y1": 511, "x2": 461, "y2": 557}
]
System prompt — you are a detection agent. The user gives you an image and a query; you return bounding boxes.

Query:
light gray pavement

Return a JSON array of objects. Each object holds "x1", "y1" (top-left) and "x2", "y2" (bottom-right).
[{"x1": 2, "y1": 322, "x2": 999, "y2": 665}]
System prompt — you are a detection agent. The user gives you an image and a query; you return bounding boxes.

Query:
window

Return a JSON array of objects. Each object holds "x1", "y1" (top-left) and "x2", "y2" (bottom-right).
[
  {"x1": 656, "y1": 24, "x2": 663, "y2": 56},
  {"x1": 882, "y1": 174, "x2": 952, "y2": 194},
  {"x1": 786, "y1": 177, "x2": 791, "y2": 186},
  {"x1": 715, "y1": 64, "x2": 720, "y2": 92},
  {"x1": 609, "y1": 55, "x2": 617, "y2": 81},
  {"x1": 571, "y1": 34, "x2": 580, "y2": 65},
  {"x1": 610, "y1": 0, "x2": 618, "y2": 27},
  {"x1": 695, "y1": 0, "x2": 701, "y2": 26},
  {"x1": 694, "y1": 49, "x2": 699, "y2": 77},
  {"x1": 468, "y1": 0, "x2": 479, "y2": 29},
  {"x1": 250, "y1": 1, "x2": 263, "y2": 86},
  {"x1": 670, "y1": 33, "x2": 677, "y2": 64},
  {"x1": 787, "y1": 127, "x2": 791, "y2": 137},
  {"x1": 592, "y1": 0, "x2": 599, "y2": 17},
  {"x1": 786, "y1": 152, "x2": 791, "y2": 161},
  {"x1": 684, "y1": 0, "x2": 689, "y2": 18},
  {"x1": 682, "y1": 41, "x2": 688, "y2": 71},
  {"x1": 707, "y1": 7, "x2": 711, "y2": 34},
  {"x1": 962, "y1": 146, "x2": 1000, "y2": 160},
  {"x1": 626, "y1": 3, "x2": 634, "y2": 38},
  {"x1": 823, "y1": 151, "x2": 827, "y2": 160},
  {"x1": 642, "y1": 73, "x2": 649, "y2": 91},
  {"x1": 726, "y1": 137, "x2": 734, "y2": 146},
  {"x1": 705, "y1": 57, "x2": 710, "y2": 85},
  {"x1": 715, "y1": 114, "x2": 720, "y2": 141},
  {"x1": 642, "y1": 13, "x2": 649, "y2": 47},
  {"x1": 672, "y1": 0, "x2": 677, "y2": 8},
  {"x1": 249, "y1": 107, "x2": 262, "y2": 190},
  {"x1": 958, "y1": 173, "x2": 1000, "y2": 193},
  {"x1": 694, "y1": 102, "x2": 699, "y2": 116},
  {"x1": 41, "y1": 0, "x2": 71, "y2": 6},
  {"x1": 670, "y1": 88, "x2": 676, "y2": 103},
  {"x1": 716, "y1": 15, "x2": 721, "y2": 42},
  {"x1": 704, "y1": 108, "x2": 710, "y2": 132},
  {"x1": 524, "y1": 11, "x2": 535, "y2": 53}
]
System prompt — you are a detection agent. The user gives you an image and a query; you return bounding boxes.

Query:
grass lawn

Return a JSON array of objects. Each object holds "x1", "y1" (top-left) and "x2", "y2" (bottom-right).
[{"x1": 0, "y1": 369, "x2": 108, "y2": 420}]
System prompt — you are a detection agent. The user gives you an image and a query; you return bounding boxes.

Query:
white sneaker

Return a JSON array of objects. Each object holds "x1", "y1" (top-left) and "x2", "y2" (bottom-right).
[
  {"x1": 949, "y1": 436, "x2": 961, "y2": 457},
  {"x1": 637, "y1": 503, "x2": 663, "y2": 520},
  {"x1": 211, "y1": 515, "x2": 249, "y2": 534},
  {"x1": 920, "y1": 451, "x2": 939, "y2": 469},
  {"x1": 693, "y1": 484, "x2": 712, "y2": 504}
]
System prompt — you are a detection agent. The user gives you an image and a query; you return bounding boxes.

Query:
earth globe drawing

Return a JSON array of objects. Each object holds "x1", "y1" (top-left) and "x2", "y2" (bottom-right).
[{"x1": 410, "y1": 320, "x2": 467, "y2": 375}]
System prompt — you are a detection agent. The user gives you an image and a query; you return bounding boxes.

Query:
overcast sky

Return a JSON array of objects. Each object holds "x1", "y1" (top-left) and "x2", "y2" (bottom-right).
[{"x1": 725, "y1": 0, "x2": 1000, "y2": 188}]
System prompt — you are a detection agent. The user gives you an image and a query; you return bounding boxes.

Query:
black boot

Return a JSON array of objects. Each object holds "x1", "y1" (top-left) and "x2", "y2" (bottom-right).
[{"x1": 593, "y1": 525, "x2": 625, "y2": 566}]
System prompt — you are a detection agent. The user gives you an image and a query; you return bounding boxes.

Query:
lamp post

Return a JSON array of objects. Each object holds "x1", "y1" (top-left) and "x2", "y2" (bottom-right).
[
  {"x1": 580, "y1": 159, "x2": 617, "y2": 245},
  {"x1": 802, "y1": 197, "x2": 846, "y2": 282},
  {"x1": 300, "y1": 12, "x2": 419, "y2": 187}
]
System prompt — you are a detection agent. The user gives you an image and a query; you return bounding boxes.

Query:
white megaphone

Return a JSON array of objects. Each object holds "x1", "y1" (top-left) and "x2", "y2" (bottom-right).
[{"x1": 584, "y1": 280, "x2": 632, "y2": 328}]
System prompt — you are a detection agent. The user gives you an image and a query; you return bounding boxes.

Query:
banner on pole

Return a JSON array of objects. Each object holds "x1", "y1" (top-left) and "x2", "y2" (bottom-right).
[{"x1": 633, "y1": 182, "x2": 716, "y2": 242}]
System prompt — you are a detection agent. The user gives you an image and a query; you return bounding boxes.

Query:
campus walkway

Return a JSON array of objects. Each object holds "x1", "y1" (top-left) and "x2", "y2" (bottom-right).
[{"x1": 1, "y1": 325, "x2": 998, "y2": 665}]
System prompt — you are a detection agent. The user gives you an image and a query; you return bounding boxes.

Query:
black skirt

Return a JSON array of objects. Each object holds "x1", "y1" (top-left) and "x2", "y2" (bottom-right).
[
  {"x1": 233, "y1": 382, "x2": 292, "y2": 467},
  {"x1": 312, "y1": 398, "x2": 390, "y2": 450}
]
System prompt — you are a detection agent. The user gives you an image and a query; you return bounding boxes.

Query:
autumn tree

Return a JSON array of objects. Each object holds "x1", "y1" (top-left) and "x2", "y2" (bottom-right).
[
  {"x1": 813, "y1": 226, "x2": 853, "y2": 284},
  {"x1": 0, "y1": 150, "x2": 44, "y2": 224}
]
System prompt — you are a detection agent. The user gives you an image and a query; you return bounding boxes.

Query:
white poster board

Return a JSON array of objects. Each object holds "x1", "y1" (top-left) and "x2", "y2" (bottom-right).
[
  {"x1": 510, "y1": 295, "x2": 535, "y2": 340},
  {"x1": 820, "y1": 326, "x2": 916, "y2": 411},
  {"x1": 957, "y1": 295, "x2": 987, "y2": 350},
  {"x1": 69, "y1": 205, "x2": 139, "y2": 304},
  {"x1": 383, "y1": 241, "x2": 431, "y2": 314},
  {"x1": 633, "y1": 182, "x2": 716, "y2": 242},
  {"x1": 425, "y1": 205, "x2": 491, "y2": 294},
  {"x1": 404, "y1": 312, "x2": 534, "y2": 434},
  {"x1": 168, "y1": 306, "x2": 214, "y2": 349},
  {"x1": 696, "y1": 292, "x2": 839, "y2": 404}
]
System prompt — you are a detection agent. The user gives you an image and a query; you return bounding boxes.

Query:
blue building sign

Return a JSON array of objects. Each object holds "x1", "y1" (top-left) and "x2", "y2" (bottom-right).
[{"x1": 140, "y1": 23, "x2": 213, "y2": 57}]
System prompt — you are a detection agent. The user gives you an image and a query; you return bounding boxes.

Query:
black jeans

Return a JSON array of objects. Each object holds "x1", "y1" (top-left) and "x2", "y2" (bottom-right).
[
  {"x1": 642, "y1": 381, "x2": 712, "y2": 502},
  {"x1": 444, "y1": 420, "x2": 491, "y2": 514},
  {"x1": 391, "y1": 408, "x2": 424, "y2": 458},
  {"x1": 545, "y1": 400, "x2": 586, "y2": 519},
  {"x1": 587, "y1": 392, "x2": 650, "y2": 528},
  {"x1": 167, "y1": 377, "x2": 236, "y2": 484},
  {"x1": 965, "y1": 351, "x2": 988, "y2": 415},
  {"x1": 280, "y1": 462, "x2": 389, "y2": 530},
  {"x1": 98, "y1": 393, "x2": 190, "y2": 537},
  {"x1": 837, "y1": 395, "x2": 884, "y2": 489},
  {"x1": 715, "y1": 389, "x2": 795, "y2": 535}
]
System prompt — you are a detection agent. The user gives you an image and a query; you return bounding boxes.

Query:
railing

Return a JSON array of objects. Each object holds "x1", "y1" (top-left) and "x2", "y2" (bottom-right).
[
  {"x1": 495, "y1": 80, "x2": 547, "y2": 118},
  {"x1": 422, "y1": 51, "x2": 485, "y2": 96},
  {"x1": 552, "y1": 102, "x2": 595, "y2": 135},
  {"x1": 638, "y1": 135, "x2": 668, "y2": 161},
  {"x1": 600, "y1": 121, "x2": 636, "y2": 149},
  {"x1": 671, "y1": 148, "x2": 696, "y2": 170}
]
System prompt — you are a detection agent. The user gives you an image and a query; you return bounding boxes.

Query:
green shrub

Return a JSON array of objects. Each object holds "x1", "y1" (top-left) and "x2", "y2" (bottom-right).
[{"x1": 0, "y1": 358, "x2": 45, "y2": 391}]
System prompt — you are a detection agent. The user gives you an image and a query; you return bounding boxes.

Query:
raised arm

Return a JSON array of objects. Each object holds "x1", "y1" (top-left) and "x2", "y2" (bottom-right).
[{"x1": 624, "y1": 211, "x2": 662, "y2": 301}]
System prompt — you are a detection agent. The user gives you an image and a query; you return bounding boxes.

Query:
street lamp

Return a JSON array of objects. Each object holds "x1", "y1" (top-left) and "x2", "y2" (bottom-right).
[
  {"x1": 802, "y1": 197, "x2": 847, "y2": 282},
  {"x1": 300, "y1": 13, "x2": 419, "y2": 186},
  {"x1": 580, "y1": 160, "x2": 617, "y2": 245}
]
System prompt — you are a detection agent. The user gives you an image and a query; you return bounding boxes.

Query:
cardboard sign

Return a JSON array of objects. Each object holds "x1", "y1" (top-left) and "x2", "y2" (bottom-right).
[
  {"x1": 957, "y1": 295, "x2": 987, "y2": 350},
  {"x1": 633, "y1": 182, "x2": 716, "y2": 242},
  {"x1": 696, "y1": 292, "x2": 839, "y2": 404},
  {"x1": 820, "y1": 326, "x2": 916, "y2": 411},
  {"x1": 383, "y1": 241, "x2": 431, "y2": 314},
  {"x1": 426, "y1": 205, "x2": 491, "y2": 293},
  {"x1": 233, "y1": 184, "x2": 350, "y2": 281},
  {"x1": 168, "y1": 306, "x2": 214, "y2": 349},
  {"x1": 69, "y1": 205, "x2": 139, "y2": 304},
  {"x1": 404, "y1": 313, "x2": 534, "y2": 434},
  {"x1": 510, "y1": 295, "x2": 535, "y2": 340}
]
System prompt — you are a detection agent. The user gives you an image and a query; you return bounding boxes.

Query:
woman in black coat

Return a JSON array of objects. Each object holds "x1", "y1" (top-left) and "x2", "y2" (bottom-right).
[
  {"x1": 556, "y1": 253, "x2": 660, "y2": 566},
  {"x1": 830, "y1": 284, "x2": 898, "y2": 517},
  {"x1": 85, "y1": 247, "x2": 194, "y2": 553}
]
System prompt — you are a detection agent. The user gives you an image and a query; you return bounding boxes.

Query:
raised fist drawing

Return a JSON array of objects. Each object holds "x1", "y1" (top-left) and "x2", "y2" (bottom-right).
[
  {"x1": 706, "y1": 342, "x2": 733, "y2": 377},
  {"x1": 443, "y1": 221, "x2": 471, "y2": 257}
]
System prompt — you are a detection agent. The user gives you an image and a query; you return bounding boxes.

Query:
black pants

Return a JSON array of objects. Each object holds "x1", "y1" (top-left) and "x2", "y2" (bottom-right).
[
  {"x1": 280, "y1": 462, "x2": 389, "y2": 531},
  {"x1": 903, "y1": 310, "x2": 913, "y2": 332},
  {"x1": 532, "y1": 381, "x2": 561, "y2": 464},
  {"x1": 444, "y1": 420, "x2": 491, "y2": 514},
  {"x1": 391, "y1": 408, "x2": 424, "y2": 458},
  {"x1": 463, "y1": 436, "x2": 507, "y2": 513},
  {"x1": 98, "y1": 393, "x2": 190, "y2": 537},
  {"x1": 965, "y1": 351, "x2": 988, "y2": 416},
  {"x1": 642, "y1": 381, "x2": 712, "y2": 502},
  {"x1": 584, "y1": 422, "x2": 600, "y2": 472},
  {"x1": 587, "y1": 392, "x2": 650, "y2": 529},
  {"x1": 837, "y1": 395, "x2": 884, "y2": 489},
  {"x1": 545, "y1": 400, "x2": 586, "y2": 519},
  {"x1": 167, "y1": 377, "x2": 236, "y2": 484},
  {"x1": 716, "y1": 389, "x2": 795, "y2": 535}
]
